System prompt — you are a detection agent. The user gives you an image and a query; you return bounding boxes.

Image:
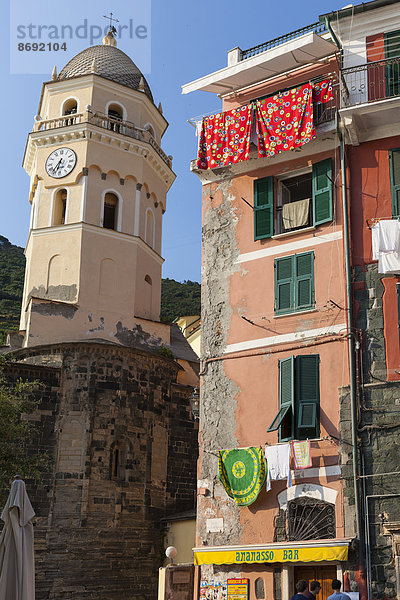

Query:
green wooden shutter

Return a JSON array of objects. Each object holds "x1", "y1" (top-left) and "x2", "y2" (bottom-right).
[
  {"x1": 275, "y1": 256, "x2": 294, "y2": 314},
  {"x1": 268, "y1": 357, "x2": 294, "y2": 434},
  {"x1": 279, "y1": 356, "x2": 295, "y2": 440},
  {"x1": 295, "y1": 355, "x2": 320, "y2": 439},
  {"x1": 295, "y1": 252, "x2": 314, "y2": 310},
  {"x1": 254, "y1": 177, "x2": 273, "y2": 240},
  {"x1": 385, "y1": 31, "x2": 400, "y2": 97},
  {"x1": 312, "y1": 159, "x2": 333, "y2": 226},
  {"x1": 389, "y1": 149, "x2": 400, "y2": 217}
]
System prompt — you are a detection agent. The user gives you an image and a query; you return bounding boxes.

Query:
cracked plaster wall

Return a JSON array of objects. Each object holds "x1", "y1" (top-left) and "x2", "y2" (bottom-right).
[{"x1": 198, "y1": 181, "x2": 243, "y2": 551}]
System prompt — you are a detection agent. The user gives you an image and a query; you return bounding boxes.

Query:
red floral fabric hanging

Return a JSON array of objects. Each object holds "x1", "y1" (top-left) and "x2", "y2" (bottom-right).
[
  {"x1": 196, "y1": 105, "x2": 253, "y2": 170},
  {"x1": 255, "y1": 83, "x2": 315, "y2": 158},
  {"x1": 312, "y1": 79, "x2": 334, "y2": 104}
]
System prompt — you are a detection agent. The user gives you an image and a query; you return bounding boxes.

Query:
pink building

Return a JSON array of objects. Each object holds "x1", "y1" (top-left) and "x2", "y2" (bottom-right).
[{"x1": 183, "y1": 1, "x2": 400, "y2": 599}]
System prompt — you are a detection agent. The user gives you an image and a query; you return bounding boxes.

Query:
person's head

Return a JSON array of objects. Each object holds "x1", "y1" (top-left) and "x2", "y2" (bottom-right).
[
  {"x1": 310, "y1": 581, "x2": 321, "y2": 595},
  {"x1": 332, "y1": 580, "x2": 342, "y2": 592},
  {"x1": 296, "y1": 580, "x2": 308, "y2": 594}
]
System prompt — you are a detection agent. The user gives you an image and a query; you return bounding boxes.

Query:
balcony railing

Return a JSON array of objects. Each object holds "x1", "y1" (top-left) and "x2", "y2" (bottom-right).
[
  {"x1": 241, "y1": 21, "x2": 328, "y2": 60},
  {"x1": 341, "y1": 56, "x2": 400, "y2": 107},
  {"x1": 34, "y1": 111, "x2": 172, "y2": 169}
]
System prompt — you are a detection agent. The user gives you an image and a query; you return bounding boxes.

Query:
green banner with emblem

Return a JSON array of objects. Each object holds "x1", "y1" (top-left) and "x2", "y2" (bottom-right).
[{"x1": 218, "y1": 447, "x2": 267, "y2": 506}]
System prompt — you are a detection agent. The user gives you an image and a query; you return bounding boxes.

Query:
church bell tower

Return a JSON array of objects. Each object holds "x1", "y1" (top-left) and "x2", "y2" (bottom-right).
[{"x1": 20, "y1": 28, "x2": 175, "y2": 348}]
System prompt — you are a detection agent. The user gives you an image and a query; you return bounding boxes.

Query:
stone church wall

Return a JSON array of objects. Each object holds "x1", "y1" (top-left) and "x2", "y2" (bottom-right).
[{"x1": 6, "y1": 342, "x2": 198, "y2": 600}]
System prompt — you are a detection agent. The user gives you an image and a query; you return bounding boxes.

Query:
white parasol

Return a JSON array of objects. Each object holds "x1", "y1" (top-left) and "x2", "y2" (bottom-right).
[{"x1": 0, "y1": 477, "x2": 35, "y2": 600}]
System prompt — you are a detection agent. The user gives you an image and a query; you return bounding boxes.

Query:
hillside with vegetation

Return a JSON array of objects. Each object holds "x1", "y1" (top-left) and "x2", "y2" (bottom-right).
[
  {"x1": 0, "y1": 236, "x2": 200, "y2": 343},
  {"x1": 0, "y1": 237, "x2": 25, "y2": 343}
]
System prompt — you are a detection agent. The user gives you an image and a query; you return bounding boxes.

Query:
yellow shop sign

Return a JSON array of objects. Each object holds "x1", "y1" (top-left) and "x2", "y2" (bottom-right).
[{"x1": 194, "y1": 544, "x2": 348, "y2": 566}]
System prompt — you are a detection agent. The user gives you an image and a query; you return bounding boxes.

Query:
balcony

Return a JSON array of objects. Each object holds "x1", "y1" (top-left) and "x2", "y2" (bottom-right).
[
  {"x1": 340, "y1": 57, "x2": 400, "y2": 145},
  {"x1": 33, "y1": 111, "x2": 173, "y2": 169},
  {"x1": 240, "y1": 22, "x2": 328, "y2": 60},
  {"x1": 341, "y1": 56, "x2": 400, "y2": 106}
]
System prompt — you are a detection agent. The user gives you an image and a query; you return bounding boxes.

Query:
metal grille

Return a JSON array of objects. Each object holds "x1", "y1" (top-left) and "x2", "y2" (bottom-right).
[{"x1": 287, "y1": 498, "x2": 335, "y2": 541}]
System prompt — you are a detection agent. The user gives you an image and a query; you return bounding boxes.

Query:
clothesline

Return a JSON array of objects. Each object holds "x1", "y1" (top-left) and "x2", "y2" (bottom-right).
[
  {"x1": 196, "y1": 79, "x2": 334, "y2": 170},
  {"x1": 366, "y1": 216, "x2": 400, "y2": 229}
]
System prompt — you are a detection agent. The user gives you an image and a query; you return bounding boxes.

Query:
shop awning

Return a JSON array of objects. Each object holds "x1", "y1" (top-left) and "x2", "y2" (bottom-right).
[{"x1": 194, "y1": 539, "x2": 350, "y2": 565}]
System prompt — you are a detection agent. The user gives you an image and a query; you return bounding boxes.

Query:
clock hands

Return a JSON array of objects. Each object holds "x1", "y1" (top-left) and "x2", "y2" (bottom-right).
[{"x1": 51, "y1": 158, "x2": 63, "y2": 174}]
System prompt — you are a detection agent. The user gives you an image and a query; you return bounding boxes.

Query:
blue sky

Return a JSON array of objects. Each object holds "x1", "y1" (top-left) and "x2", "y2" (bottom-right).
[{"x1": 2, "y1": 0, "x2": 342, "y2": 283}]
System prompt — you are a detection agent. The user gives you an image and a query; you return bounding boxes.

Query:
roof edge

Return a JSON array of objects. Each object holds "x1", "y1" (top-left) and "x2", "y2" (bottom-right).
[{"x1": 319, "y1": 0, "x2": 400, "y2": 22}]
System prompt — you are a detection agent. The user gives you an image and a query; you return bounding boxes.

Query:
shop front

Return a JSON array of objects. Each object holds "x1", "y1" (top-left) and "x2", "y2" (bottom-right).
[{"x1": 194, "y1": 540, "x2": 351, "y2": 600}]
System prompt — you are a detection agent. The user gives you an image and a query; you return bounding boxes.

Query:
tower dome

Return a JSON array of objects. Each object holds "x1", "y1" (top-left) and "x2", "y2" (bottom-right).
[{"x1": 58, "y1": 42, "x2": 153, "y2": 102}]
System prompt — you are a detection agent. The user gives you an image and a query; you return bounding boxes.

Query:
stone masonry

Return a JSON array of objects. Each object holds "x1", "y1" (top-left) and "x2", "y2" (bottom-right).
[
  {"x1": 6, "y1": 341, "x2": 198, "y2": 600},
  {"x1": 339, "y1": 264, "x2": 400, "y2": 599}
]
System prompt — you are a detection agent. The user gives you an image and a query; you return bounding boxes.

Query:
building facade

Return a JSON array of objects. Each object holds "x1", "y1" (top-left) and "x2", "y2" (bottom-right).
[
  {"x1": 3, "y1": 29, "x2": 199, "y2": 600},
  {"x1": 183, "y1": 1, "x2": 400, "y2": 599}
]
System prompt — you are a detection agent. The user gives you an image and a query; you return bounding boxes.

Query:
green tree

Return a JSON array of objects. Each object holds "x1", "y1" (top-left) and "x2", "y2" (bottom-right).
[{"x1": 0, "y1": 357, "x2": 47, "y2": 504}]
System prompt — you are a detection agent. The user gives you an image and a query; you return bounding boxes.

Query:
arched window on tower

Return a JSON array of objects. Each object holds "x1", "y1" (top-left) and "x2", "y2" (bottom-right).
[
  {"x1": 53, "y1": 189, "x2": 68, "y2": 225},
  {"x1": 107, "y1": 103, "x2": 123, "y2": 133},
  {"x1": 145, "y1": 209, "x2": 155, "y2": 248},
  {"x1": 62, "y1": 99, "x2": 78, "y2": 125},
  {"x1": 144, "y1": 123, "x2": 155, "y2": 139},
  {"x1": 103, "y1": 193, "x2": 118, "y2": 230}
]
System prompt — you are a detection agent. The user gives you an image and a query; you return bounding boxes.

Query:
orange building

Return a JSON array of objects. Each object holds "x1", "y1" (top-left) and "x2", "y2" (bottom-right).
[{"x1": 183, "y1": 1, "x2": 400, "y2": 599}]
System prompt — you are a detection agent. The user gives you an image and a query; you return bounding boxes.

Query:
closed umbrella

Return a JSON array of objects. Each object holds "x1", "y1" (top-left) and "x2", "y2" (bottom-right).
[{"x1": 0, "y1": 477, "x2": 35, "y2": 600}]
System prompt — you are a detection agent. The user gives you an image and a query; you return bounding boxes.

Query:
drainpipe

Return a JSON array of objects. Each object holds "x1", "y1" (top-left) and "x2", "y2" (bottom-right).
[
  {"x1": 340, "y1": 132, "x2": 366, "y2": 595},
  {"x1": 330, "y1": 8, "x2": 366, "y2": 590},
  {"x1": 324, "y1": 16, "x2": 341, "y2": 55}
]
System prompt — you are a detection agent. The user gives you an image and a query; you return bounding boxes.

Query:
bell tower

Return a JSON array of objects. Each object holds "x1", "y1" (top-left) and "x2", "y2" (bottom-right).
[{"x1": 20, "y1": 29, "x2": 175, "y2": 347}]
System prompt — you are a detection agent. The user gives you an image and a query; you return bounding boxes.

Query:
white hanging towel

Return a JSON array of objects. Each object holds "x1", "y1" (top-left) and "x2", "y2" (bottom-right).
[
  {"x1": 371, "y1": 220, "x2": 400, "y2": 273},
  {"x1": 264, "y1": 444, "x2": 292, "y2": 491}
]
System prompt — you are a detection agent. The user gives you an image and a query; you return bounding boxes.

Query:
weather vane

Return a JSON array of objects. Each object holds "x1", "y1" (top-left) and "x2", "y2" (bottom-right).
[{"x1": 103, "y1": 12, "x2": 119, "y2": 35}]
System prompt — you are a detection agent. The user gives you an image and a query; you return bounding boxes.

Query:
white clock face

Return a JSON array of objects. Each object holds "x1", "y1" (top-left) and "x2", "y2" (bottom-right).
[{"x1": 45, "y1": 147, "x2": 77, "y2": 178}]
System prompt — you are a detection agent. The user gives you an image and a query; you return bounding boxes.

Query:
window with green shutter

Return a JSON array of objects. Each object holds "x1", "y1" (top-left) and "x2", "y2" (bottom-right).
[
  {"x1": 389, "y1": 149, "x2": 400, "y2": 217},
  {"x1": 253, "y1": 161, "x2": 333, "y2": 241},
  {"x1": 312, "y1": 159, "x2": 333, "y2": 226},
  {"x1": 254, "y1": 176, "x2": 273, "y2": 240},
  {"x1": 267, "y1": 354, "x2": 320, "y2": 441},
  {"x1": 275, "y1": 252, "x2": 314, "y2": 314}
]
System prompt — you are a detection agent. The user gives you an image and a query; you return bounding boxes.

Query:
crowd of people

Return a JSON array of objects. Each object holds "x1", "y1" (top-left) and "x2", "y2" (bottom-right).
[{"x1": 291, "y1": 579, "x2": 351, "y2": 600}]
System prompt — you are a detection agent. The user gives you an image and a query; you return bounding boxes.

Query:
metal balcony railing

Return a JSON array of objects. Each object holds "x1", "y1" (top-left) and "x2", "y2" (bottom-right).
[
  {"x1": 241, "y1": 22, "x2": 328, "y2": 60},
  {"x1": 341, "y1": 56, "x2": 400, "y2": 107},
  {"x1": 34, "y1": 111, "x2": 172, "y2": 169}
]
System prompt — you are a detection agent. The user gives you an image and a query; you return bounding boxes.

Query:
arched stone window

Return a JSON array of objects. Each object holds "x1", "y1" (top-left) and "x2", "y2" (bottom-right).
[
  {"x1": 53, "y1": 189, "x2": 68, "y2": 225},
  {"x1": 255, "y1": 578, "x2": 265, "y2": 600},
  {"x1": 287, "y1": 497, "x2": 335, "y2": 540},
  {"x1": 103, "y1": 192, "x2": 118, "y2": 230},
  {"x1": 110, "y1": 440, "x2": 130, "y2": 481}
]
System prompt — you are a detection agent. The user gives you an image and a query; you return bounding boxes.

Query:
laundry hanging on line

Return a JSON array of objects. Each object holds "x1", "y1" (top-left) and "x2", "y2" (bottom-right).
[
  {"x1": 264, "y1": 443, "x2": 292, "y2": 491},
  {"x1": 371, "y1": 219, "x2": 400, "y2": 274},
  {"x1": 196, "y1": 79, "x2": 334, "y2": 170},
  {"x1": 292, "y1": 440, "x2": 312, "y2": 469},
  {"x1": 218, "y1": 447, "x2": 267, "y2": 506}
]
